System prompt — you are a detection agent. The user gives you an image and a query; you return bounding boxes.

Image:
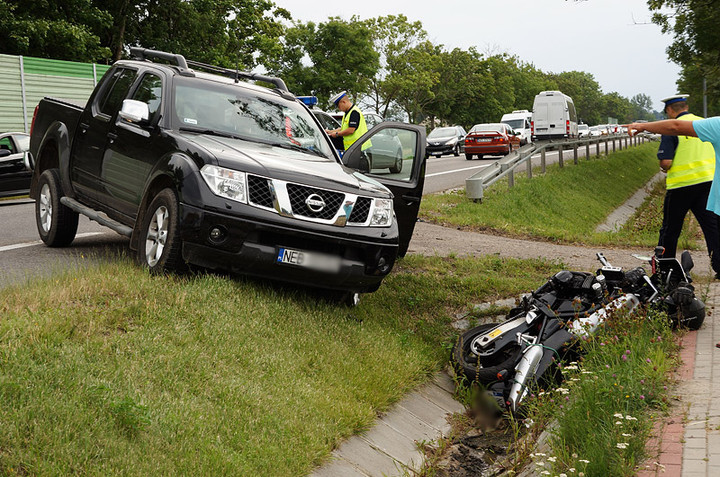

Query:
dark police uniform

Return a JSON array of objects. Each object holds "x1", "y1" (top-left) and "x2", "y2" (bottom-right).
[{"x1": 657, "y1": 105, "x2": 720, "y2": 276}]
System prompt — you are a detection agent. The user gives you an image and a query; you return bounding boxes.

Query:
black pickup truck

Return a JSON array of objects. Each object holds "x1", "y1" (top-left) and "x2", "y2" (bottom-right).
[{"x1": 29, "y1": 48, "x2": 426, "y2": 301}]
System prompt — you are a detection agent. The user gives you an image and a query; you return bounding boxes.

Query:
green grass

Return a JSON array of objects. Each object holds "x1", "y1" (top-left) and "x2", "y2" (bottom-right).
[
  {"x1": 522, "y1": 307, "x2": 679, "y2": 477},
  {"x1": 420, "y1": 142, "x2": 700, "y2": 249},
  {"x1": 0, "y1": 254, "x2": 559, "y2": 476}
]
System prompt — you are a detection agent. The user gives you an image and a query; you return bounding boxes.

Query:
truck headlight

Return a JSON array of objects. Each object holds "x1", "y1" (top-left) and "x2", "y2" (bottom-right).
[
  {"x1": 201, "y1": 165, "x2": 247, "y2": 203},
  {"x1": 370, "y1": 198, "x2": 393, "y2": 226}
]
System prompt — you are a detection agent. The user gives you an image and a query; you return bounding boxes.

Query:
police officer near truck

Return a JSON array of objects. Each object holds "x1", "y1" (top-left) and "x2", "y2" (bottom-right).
[
  {"x1": 326, "y1": 91, "x2": 370, "y2": 150},
  {"x1": 654, "y1": 94, "x2": 720, "y2": 278}
]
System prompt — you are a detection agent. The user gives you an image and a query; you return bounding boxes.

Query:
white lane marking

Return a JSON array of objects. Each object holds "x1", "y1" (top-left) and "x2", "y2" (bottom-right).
[
  {"x1": 0, "y1": 232, "x2": 105, "y2": 253},
  {"x1": 426, "y1": 165, "x2": 490, "y2": 178}
]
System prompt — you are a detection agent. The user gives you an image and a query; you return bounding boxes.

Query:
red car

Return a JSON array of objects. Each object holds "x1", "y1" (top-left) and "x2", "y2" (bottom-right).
[{"x1": 464, "y1": 123, "x2": 521, "y2": 160}]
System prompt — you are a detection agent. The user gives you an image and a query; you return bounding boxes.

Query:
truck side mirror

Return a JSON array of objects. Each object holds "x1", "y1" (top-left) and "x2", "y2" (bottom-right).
[
  {"x1": 0, "y1": 149, "x2": 10, "y2": 158},
  {"x1": 119, "y1": 99, "x2": 150, "y2": 124}
]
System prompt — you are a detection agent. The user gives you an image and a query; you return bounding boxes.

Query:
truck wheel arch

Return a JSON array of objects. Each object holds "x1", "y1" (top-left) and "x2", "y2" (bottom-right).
[
  {"x1": 31, "y1": 121, "x2": 73, "y2": 199},
  {"x1": 129, "y1": 152, "x2": 201, "y2": 251}
]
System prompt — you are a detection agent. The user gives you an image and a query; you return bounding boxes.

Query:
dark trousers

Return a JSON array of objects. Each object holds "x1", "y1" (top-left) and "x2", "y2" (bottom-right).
[{"x1": 658, "y1": 181, "x2": 720, "y2": 274}]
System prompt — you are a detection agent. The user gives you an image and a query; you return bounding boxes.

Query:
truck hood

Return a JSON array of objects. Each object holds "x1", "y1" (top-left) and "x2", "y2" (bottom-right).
[{"x1": 182, "y1": 132, "x2": 390, "y2": 197}]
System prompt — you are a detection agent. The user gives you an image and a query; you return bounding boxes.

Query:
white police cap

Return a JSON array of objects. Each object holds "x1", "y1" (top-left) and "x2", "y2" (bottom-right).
[
  {"x1": 661, "y1": 94, "x2": 689, "y2": 106},
  {"x1": 329, "y1": 91, "x2": 347, "y2": 106}
]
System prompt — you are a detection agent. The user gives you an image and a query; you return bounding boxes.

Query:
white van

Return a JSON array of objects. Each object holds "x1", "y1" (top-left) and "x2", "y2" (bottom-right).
[
  {"x1": 531, "y1": 91, "x2": 578, "y2": 141},
  {"x1": 500, "y1": 110, "x2": 533, "y2": 145}
]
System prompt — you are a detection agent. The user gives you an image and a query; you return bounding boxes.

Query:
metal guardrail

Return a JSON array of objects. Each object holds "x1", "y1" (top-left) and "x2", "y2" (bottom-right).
[{"x1": 464, "y1": 134, "x2": 653, "y2": 201}]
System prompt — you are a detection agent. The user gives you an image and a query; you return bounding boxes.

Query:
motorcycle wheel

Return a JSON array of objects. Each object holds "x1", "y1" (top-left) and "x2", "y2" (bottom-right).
[{"x1": 452, "y1": 323, "x2": 522, "y2": 384}]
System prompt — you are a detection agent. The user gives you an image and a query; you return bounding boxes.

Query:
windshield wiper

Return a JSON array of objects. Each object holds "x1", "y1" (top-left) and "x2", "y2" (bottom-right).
[
  {"x1": 179, "y1": 126, "x2": 241, "y2": 140},
  {"x1": 268, "y1": 141, "x2": 328, "y2": 158}
]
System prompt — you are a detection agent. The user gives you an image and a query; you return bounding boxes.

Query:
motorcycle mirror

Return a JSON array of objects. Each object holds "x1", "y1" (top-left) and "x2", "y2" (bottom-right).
[{"x1": 680, "y1": 250, "x2": 694, "y2": 273}]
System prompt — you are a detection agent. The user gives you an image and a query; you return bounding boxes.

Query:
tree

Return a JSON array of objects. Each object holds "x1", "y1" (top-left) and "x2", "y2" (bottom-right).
[
  {"x1": 266, "y1": 17, "x2": 379, "y2": 105},
  {"x1": 649, "y1": 0, "x2": 720, "y2": 115},
  {"x1": 384, "y1": 41, "x2": 441, "y2": 123},
  {"x1": 550, "y1": 71, "x2": 603, "y2": 125},
  {"x1": 0, "y1": 0, "x2": 112, "y2": 61},
  {"x1": 363, "y1": 14, "x2": 428, "y2": 117},
  {"x1": 630, "y1": 93, "x2": 655, "y2": 121},
  {"x1": 125, "y1": 0, "x2": 289, "y2": 68}
]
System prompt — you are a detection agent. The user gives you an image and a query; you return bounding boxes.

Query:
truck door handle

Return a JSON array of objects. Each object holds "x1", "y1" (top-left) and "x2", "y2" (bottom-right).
[
  {"x1": 401, "y1": 195, "x2": 420, "y2": 203},
  {"x1": 79, "y1": 122, "x2": 89, "y2": 133},
  {"x1": 107, "y1": 132, "x2": 117, "y2": 143}
]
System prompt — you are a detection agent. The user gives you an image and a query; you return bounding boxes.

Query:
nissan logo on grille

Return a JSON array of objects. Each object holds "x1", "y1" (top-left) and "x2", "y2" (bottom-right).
[{"x1": 305, "y1": 193, "x2": 326, "y2": 212}]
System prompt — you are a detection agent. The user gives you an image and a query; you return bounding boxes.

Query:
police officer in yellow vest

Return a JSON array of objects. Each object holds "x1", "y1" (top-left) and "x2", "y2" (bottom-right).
[
  {"x1": 326, "y1": 91, "x2": 371, "y2": 152},
  {"x1": 657, "y1": 94, "x2": 720, "y2": 276}
]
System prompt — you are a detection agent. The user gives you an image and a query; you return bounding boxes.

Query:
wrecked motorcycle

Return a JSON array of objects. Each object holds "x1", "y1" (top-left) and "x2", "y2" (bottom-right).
[{"x1": 451, "y1": 247, "x2": 705, "y2": 413}]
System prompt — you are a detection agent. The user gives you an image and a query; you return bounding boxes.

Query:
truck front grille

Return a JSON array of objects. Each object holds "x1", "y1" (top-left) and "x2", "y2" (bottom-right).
[{"x1": 287, "y1": 184, "x2": 344, "y2": 220}]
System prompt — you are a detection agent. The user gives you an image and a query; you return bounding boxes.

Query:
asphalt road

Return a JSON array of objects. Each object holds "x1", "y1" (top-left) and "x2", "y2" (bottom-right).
[
  {"x1": 0, "y1": 199, "x2": 128, "y2": 290},
  {"x1": 0, "y1": 141, "x2": 608, "y2": 290}
]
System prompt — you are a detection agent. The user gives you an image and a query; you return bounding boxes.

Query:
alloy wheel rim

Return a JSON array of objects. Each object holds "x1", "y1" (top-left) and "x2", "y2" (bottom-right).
[
  {"x1": 39, "y1": 183, "x2": 52, "y2": 233},
  {"x1": 145, "y1": 205, "x2": 169, "y2": 267}
]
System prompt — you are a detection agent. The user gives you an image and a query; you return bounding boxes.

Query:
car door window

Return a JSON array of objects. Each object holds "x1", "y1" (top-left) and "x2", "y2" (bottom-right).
[
  {"x1": 98, "y1": 68, "x2": 137, "y2": 116},
  {"x1": 352, "y1": 127, "x2": 417, "y2": 181},
  {"x1": 0, "y1": 136, "x2": 17, "y2": 154},
  {"x1": 130, "y1": 73, "x2": 163, "y2": 122}
]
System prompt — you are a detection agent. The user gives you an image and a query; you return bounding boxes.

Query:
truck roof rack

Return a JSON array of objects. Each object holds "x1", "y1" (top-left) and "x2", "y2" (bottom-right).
[
  {"x1": 130, "y1": 47, "x2": 190, "y2": 71},
  {"x1": 185, "y1": 60, "x2": 289, "y2": 94}
]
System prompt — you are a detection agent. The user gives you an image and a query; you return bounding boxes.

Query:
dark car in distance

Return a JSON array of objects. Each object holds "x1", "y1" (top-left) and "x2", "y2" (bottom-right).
[
  {"x1": 425, "y1": 126, "x2": 466, "y2": 158},
  {"x1": 28, "y1": 48, "x2": 427, "y2": 303},
  {"x1": 464, "y1": 123, "x2": 521, "y2": 160},
  {"x1": 0, "y1": 132, "x2": 33, "y2": 198}
]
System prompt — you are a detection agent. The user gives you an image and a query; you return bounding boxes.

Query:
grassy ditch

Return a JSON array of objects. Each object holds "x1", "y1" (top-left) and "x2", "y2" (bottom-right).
[
  {"x1": 518, "y1": 307, "x2": 681, "y2": 477},
  {"x1": 0, "y1": 254, "x2": 559, "y2": 476},
  {"x1": 420, "y1": 142, "x2": 701, "y2": 249}
]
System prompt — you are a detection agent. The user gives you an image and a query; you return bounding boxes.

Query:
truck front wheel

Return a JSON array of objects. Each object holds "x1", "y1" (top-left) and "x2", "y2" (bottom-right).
[
  {"x1": 36, "y1": 169, "x2": 79, "y2": 247},
  {"x1": 139, "y1": 188, "x2": 185, "y2": 273}
]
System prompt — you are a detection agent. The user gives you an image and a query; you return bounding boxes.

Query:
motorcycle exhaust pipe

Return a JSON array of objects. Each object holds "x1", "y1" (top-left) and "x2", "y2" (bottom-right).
[{"x1": 508, "y1": 344, "x2": 544, "y2": 412}]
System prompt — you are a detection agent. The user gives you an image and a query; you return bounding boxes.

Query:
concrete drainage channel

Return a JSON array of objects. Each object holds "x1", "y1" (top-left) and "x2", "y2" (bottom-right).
[{"x1": 310, "y1": 297, "x2": 530, "y2": 477}]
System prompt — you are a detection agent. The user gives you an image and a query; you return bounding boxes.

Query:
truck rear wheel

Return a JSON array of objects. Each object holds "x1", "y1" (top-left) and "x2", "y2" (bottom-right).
[
  {"x1": 139, "y1": 188, "x2": 186, "y2": 273},
  {"x1": 36, "y1": 169, "x2": 79, "y2": 247}
]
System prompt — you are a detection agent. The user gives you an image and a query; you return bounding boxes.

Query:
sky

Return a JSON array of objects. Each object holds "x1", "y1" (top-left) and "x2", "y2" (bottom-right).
[{"x1": 273, "y1": 0, "x2": 680, "y2": 113}]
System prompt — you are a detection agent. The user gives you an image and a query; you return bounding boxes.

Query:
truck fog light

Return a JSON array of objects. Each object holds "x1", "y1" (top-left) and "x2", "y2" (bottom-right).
[
  {"x1": 209, "y1": 226, "x2": 227, "y2": 244},
  {"x1": 377, "y1": 256, "x2": 391, "y2": 274}
]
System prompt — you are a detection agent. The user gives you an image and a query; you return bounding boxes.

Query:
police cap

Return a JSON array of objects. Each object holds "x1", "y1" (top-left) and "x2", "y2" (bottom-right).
[
  {"x1": 661, "y1": 94, "x2": 689, "y2": 106},
  {"x1": 329, "y1": 91, "x2": 347, "y2": 106}
]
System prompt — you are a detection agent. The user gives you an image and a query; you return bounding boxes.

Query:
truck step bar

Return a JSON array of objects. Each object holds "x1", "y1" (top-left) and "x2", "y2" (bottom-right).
[{"x1": 60, "y1": 197, "x2": 133, "y2": 237}]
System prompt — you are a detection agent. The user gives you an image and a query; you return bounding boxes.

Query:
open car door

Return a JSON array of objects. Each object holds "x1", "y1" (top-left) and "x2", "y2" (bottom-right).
[{"x1": 342, "y1": 122, "x2": 426, "y2": 257}]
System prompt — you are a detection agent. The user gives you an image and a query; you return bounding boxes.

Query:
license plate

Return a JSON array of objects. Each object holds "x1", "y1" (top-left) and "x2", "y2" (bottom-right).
[
  {"x1": 277, "y1": 247, "x2": 341, "y2": 273},
  {"x1": 476, "y1": 138, "x2": 492, "y2": 142}
]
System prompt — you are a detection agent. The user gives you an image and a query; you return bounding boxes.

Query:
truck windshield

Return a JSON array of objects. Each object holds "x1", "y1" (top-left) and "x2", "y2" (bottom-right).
[
  {"x1": 173, "y1": 77, "x2": 333, "y2": 158},
  {"x1": 501, "y1": 119, "x2": 524, "y2": 129}
]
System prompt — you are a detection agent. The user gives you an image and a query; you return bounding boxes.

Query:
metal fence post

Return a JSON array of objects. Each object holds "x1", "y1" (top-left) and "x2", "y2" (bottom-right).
[
  {"x1": 19, "y1": 56, "x2": 28, "y2": 133},
  {"x1": 585, "y1": 141, "x2": 590, "y2": 160},
  {"x1": 558, "y1": 145, "x2": 564, "y2": 167},
  {"x1": 541, "y1": 149, "x2": 546, "y2": 173},
  {"x1": 573, "y1": 144, "x2": 578, "y2": 164},
  {"x1": 526, "y1": 156, "x2": 532, "y2": 178},
  {"x1": 508, "y1": 167, "x2": 514, "y2": 188},
  {"x1": 612, "y1": 138, "x2": 616, "y2": 153}
]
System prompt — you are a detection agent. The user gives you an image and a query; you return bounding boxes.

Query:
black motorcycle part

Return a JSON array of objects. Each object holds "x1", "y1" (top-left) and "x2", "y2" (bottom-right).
[
  {"x1": 452, "y1": 324, "x2": 523, "y2": 384},
  {"x1": 675, "y1": 297, "x2": 706, "y2": 331}
]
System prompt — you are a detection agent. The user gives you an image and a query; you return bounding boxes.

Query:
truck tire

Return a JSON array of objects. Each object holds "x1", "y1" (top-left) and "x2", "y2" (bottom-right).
[
  {"x1": 465, "y1": 153, "x2": 473, "y2": 160},
  {"x1": 138, "y1": 188, "x2": 186, "y2": 273},
  {"x1": 36, "y1": 169, "x2": 79, "y2": 247}
]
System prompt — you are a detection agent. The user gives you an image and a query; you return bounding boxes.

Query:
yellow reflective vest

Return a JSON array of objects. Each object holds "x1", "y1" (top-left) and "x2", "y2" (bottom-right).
[
  {"x1": 666, "y1": 113, "x2": 715, "y2": 190},
  {"x1": 341, "y1": 105, "x2": 371, "y2": 151}
]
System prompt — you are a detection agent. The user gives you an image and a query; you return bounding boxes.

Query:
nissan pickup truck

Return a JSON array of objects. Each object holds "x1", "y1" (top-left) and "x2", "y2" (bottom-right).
[{"x1": 29, "y1": 48, "x2": 426, "y2": 302}]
